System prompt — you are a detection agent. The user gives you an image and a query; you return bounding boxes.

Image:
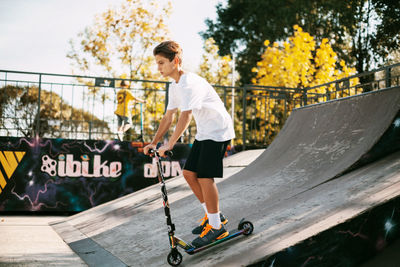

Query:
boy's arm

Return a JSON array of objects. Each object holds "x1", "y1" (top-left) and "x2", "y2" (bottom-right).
[
  {"x1": 156, "y1": 110, "x2": 192, "y2": 156},
  {"x1": 147, "y1": 108, "x2": 177, "y2": 146},
  {"x1": 166, "y1": 110, "x2": 192, "y2": 149},
  {"x1": 126, "y1": 90, "x2": 145, "y2": 103},
  {"x1": 132, "y1": 95, "x2": 146, "y2": 103}
]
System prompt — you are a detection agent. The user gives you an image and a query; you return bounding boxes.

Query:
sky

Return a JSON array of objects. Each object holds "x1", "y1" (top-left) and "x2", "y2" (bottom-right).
[{"x1": 0, "y1": 0, "x2": 223, "y2": 75}]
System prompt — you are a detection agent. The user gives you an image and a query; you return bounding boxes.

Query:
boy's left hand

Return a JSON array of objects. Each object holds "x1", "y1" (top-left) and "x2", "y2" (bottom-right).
[{"x1": 158, "y1": 145, "x2": 173, "y2": 157}]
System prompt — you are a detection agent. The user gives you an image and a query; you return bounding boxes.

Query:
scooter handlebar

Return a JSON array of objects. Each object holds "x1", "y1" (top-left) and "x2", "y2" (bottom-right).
[{"x1": 148, "y1": 149, "x2": 173, "y2": 157}]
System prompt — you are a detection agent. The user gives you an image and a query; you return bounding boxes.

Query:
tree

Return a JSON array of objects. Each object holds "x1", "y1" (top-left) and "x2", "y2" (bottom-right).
[
  {"x1": 202, "y1": 0, "x2": 400, "y2": 84},
  {"x1": 371, "y1": 0, "x2": 400, "y2": 63},
  {"x1": 67, "y1": 0, "x2": 172, "y2": 141},
  {"x1": 252, "y1": 26, "x2": 357, "y2": 89},
  {"x1": 198, "y1": 38, "x2": 234, "y2": 86},
  {"x1": 250, "y1": 25, "x2": 357, "y2": 143},
  {"x1": 68, "y1": 0, "x2": 171, "y2": 79},
  {"x1": 0, "y1": 85, "x2": 111, "y2": 139}
]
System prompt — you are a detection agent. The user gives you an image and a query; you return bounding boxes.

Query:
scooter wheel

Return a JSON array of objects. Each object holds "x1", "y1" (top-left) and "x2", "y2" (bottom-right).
[
  {"x1": 167, "y1": 249, "x2": 183, "y2": 266},
  {"x1": 238, "y1": 220, "x2": 254, "y2": 236}
]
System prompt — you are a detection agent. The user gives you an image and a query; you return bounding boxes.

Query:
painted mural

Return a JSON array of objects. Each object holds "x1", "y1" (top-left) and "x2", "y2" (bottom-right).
[{"x1": 0, "y1": 137, "x2": 191, "y2": 212}]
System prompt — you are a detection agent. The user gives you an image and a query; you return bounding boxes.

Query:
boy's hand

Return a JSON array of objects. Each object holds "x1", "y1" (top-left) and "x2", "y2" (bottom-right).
[
  {"x1": 143, "y1": 143, "x2": 156, "y2": 155},
  {"x1": 158, "y1": 144, "x2": 173, "y2": 157}
]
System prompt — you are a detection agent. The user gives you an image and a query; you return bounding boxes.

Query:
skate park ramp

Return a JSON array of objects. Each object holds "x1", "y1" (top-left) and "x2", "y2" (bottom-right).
[{"x1": 51, "y1": 87, "x2": 400, "y2": 266}]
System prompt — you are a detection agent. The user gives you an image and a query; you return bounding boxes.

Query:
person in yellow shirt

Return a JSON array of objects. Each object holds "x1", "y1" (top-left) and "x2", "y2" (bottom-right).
[{"x1": 115, "y1": 80, "x2": 145, "y2": 140}]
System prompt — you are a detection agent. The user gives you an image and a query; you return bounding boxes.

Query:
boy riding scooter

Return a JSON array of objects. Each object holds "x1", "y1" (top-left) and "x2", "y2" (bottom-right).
[{"x1": 143, "y1": 40, "x2": 235, "y2": 247}]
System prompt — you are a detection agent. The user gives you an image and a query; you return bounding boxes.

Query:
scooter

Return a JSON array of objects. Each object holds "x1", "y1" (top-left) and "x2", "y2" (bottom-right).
[
  {"x1": 149, "y1": 149, "x2": 254, "y2": 266},
  {"x1": 139, "y1": 102, "x2": 144, "y2": 143}
]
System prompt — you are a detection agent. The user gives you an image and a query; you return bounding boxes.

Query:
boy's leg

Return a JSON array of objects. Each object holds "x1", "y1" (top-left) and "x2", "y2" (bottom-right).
[
  {"x1": 196, "y1": 140, "x2": 229, "y2": 216},
  {"x1": 182, "y1": 169, "x2": 204, "y2": 203},
  {"x1": 198, "y1": 178, "x2": 222, "y2": 230},
  {"x1": 122, "y1": 123, "x2": 131, "y2": 133},
  {"x1": 198, "y1": 178, "x2": 219, "y2": 213},
  {"x1": 122, "y1": 115, "x2": 132, "y2": 133},
  {"x1": 117, "y1": 116, "x2": 124, "y2": 140},
  {"x1": 191, "y1": 177, "x2": 228, "y2": 247},
  {"x1": 191, "y1": 140, "x2": 231, "y2": 247},
  {"x1": 183, "y1": 140, "x2": 204, "y2": 203},
  {"x1": 122, "y1": 116, "x2": 132, "y2": 139}
]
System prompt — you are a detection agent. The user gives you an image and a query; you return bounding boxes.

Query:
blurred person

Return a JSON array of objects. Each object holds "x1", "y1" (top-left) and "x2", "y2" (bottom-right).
[{"x1": 114, "y1": 80, "x2": 145, "y2": 141}]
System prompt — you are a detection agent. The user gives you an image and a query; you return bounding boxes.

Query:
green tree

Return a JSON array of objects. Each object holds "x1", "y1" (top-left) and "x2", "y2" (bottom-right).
[
  {"x1": 371, "y1": 0, "x2": 400, "y2": 63},
  {"x1": 0, "y1": 86, "x2": 110, "y2": 139},
  {"x1": 202, "y1": 0, "x2": 400, "y2": 84}
]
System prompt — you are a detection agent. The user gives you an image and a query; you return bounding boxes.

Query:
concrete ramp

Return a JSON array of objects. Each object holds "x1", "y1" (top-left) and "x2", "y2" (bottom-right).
[{"x1": 51, "y1": 87, "x2": 400, "y2": 266}]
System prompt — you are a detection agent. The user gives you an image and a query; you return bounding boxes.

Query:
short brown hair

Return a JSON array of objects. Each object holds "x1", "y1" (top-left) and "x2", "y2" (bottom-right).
[{"x1": 153, "y1": 41, "x2": 183, "y2": 65}]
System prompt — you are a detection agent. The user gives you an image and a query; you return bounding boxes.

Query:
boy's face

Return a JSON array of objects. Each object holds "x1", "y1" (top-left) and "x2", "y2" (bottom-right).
[{"x1": 155, "y1": 54, "x2": 177, "y2": 78}]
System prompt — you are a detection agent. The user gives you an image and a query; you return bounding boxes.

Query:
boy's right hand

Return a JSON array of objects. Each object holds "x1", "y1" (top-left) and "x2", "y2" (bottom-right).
[{"x1": 143, "y1": 143, "x2": 156, "y2": 155}]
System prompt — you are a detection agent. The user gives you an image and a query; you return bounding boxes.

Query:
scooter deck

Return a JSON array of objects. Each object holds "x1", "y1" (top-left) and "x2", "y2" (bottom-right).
[{"x1": 184, "y1": 227, "x2": 248, "y2": 254}]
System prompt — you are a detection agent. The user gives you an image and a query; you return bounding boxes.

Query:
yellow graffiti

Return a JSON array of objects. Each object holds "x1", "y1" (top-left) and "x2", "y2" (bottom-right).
[{"x1": 0, "y1": 151, "x2": 26, "y2": 194}]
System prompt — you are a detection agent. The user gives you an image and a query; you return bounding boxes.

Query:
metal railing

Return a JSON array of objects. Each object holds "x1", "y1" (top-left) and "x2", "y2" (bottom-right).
[
  {"x1": 0, "y1": 71, "x2": 169, "y2": 141},
  {"x1": 238, "y1": 63, "x2": 400, "y2": 149},
  {"x1": 1, "y1": 62, "x2": 399, "y2": 150}
]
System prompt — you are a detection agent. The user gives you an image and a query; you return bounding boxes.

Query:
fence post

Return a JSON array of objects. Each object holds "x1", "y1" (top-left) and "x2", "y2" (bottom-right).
[
  {"x1": 35, "y1": 74, "x2": 42, "y2": 136},
  {"x1": 385, "y1": 67, "x2": 392, "y2": 88},
  {"x1": 223, "y1": 86, "x2": 227, "y2": 106},
  {"x1": 302, "y1": 87, "x2": 308, "y2": 106},
  {"x1": 242, "y1": 86, "x2": 247, "y2": 150},
  {"x1": 88, "y1": 121, "x2": 92, "y2": 140},
  {"x1": 326, "y1": 86, "x2": 331, "y2": 101},
  {"x1": 164, "y1": 82, "x2": 170, "y2": 113},
  {"x1": 284, "y1": 93, "x2": 287, "y2": 119}
]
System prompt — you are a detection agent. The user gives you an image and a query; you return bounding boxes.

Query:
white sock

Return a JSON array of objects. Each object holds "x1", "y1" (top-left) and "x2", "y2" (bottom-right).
[
  {"x1": 201, "y1": 203, "x2": 208, "y2": 214},
  {"x1": 208, "y1": 212, "x2": 221, "y2": 229}
]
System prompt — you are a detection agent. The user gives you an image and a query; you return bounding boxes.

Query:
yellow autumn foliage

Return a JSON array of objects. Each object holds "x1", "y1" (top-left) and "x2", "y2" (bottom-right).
[
  {"x1": 252, "y1": 25, "x2": 357, "y2": 92},
  {"x1": 198, "y1": 38, "x2": 235, "y2": 86},
  {"x1": 248, "y1": 25, "x2": 359, "y2": 145}
]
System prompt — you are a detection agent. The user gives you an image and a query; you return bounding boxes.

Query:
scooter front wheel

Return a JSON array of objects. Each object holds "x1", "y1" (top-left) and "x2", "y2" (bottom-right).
[{"x1": 167, "y1": 248, "x2": 183, "y2": 266}]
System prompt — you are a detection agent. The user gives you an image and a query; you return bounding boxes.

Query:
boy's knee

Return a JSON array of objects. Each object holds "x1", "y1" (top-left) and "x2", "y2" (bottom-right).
[{"x1": 183, "y1": 169, "x2": 196, "y2": 182}]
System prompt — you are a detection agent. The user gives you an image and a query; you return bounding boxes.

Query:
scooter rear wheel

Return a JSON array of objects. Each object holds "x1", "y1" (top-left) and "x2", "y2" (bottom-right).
[
  {"x1": 167, "y1": 249, "x2": 183, "y2": 266},
  {"x1": 238, "y1": 220, "x2": 254, "y2": 235}
]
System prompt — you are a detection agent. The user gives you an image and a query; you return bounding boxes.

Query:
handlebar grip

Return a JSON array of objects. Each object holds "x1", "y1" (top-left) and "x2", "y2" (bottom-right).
[{"x1": 148, "y1": 149, "x2": 173, "y2": 157}]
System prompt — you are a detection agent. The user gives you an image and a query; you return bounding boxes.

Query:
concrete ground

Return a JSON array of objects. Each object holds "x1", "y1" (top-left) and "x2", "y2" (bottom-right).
[
  {"x1": 49, "y1": 89, "x2": 400, "y2": 266},
  {"x1": 2, "y1": 208, "x2": 399, "y2": 267},
  {"x1": 0, "y1": 150, "x2": 265, "y2": 267},
  {"x1": 0, "y1": 215, "x2": 86, "y2": 266}
]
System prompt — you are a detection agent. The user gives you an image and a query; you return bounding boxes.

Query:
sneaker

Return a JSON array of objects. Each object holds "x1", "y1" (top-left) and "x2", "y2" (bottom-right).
[
  {"x1": 191, "y1": 224, "x2": 229, "y2": 248},
  {"x1": 192, "y1": 213, "x2": 228, "y2": 235}
]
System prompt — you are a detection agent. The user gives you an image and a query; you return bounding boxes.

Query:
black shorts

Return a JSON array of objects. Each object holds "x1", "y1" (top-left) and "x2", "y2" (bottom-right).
[
  {"x1": 183, "y1": 139, "x2": 230, "y2": 178},
  {"x1": 117, "y1": 115, "x2": 132, "y2": 127}
]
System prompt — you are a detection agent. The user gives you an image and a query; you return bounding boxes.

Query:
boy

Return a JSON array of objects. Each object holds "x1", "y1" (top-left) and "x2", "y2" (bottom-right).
[
  {"x1": 114, "y1": 80, "x2": 145, "y2": 141},
  {"x1": 143, "y1": 41, "x2": 235, "y2": 247}
]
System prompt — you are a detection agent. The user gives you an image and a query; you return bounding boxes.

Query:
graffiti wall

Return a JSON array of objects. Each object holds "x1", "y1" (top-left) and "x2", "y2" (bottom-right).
[
  {"x1": 249, "y1": 197, "x2": 400, "y2": 267},
  {"x1": 0, "y1": 137, "x2": 191, "y2": 212}
]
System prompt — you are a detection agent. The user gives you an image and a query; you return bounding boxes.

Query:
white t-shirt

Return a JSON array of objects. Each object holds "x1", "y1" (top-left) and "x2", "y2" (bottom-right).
[{"x1": 167, "y1": 72, "x2": 235, "y2": 142}]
